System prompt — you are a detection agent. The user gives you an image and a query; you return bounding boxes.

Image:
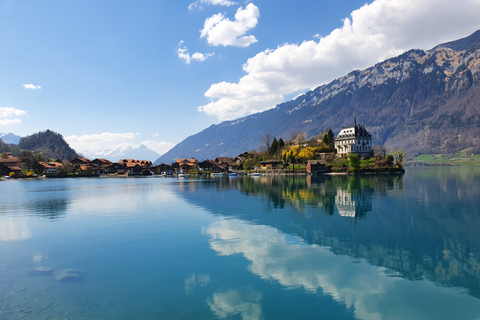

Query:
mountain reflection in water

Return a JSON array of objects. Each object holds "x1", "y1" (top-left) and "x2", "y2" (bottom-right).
[{"x1": 178, "y1": 169, "x2": 480, "y2": 306}]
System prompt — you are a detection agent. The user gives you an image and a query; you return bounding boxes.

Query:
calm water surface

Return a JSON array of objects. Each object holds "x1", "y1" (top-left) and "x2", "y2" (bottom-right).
[{"x1": 1, "y1": 167, "x2": 480, "y2": 319}]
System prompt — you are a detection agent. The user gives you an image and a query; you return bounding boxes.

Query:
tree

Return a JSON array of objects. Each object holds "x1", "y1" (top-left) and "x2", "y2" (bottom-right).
[
  {"x1": 348, "y1": 153, "x2": 361, "y2": 173},
  {"x1": 278, "y1": 138, "x2": 285, "y2": 149},
  {"x1": 390, "y1": 148, "x2": 407, "y2": 166},
  {"x1": 372, "y1": 144, "x2": 388, "y2": 160},
  {"x1": 20, "y1": 150, "x2": 46, "y2": 173},
  {"x1": 270, "y1": 137, "x2": 279, "y2": 155},
  {"x1": 261, "y1": 134, "x2": 273, "y2": 154},
  {"x1": 298, "y1": 147, "x2": 317, "y2": 162}
]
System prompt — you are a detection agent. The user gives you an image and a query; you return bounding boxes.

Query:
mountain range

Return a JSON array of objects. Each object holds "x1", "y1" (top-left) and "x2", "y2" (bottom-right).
[
  {"x1": 80, "y1": 144, "x2": 160, "y2": 162},
  {"x1": 155, "y1": 30, "x2": 480, "y2": 164},
  {"x1": 0, "y1": 133, "x2": 22, "y2": 145}
]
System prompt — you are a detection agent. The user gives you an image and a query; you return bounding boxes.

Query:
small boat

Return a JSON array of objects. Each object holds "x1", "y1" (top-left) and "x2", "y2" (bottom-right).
[
  {"x1": 250, "y1": 173, "x2": 262, "y2": 177},
  {"x1": 211, "y1": 173, "x2": 224, "y2": 177},
  {"x1": 227, "y1": 172, "x2": 238, "y2": 177},
  {"x1": 178, "y1": 174, "x2": 187, "y2": 177}
]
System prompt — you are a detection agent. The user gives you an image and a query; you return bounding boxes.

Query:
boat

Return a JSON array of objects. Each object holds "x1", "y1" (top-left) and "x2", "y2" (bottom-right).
[
  {"x1": 250, "y1": 173, "x2": 262, "y2": 176},
  {"x1": 211, "y1": 173, "x2": 224, "y2": 177},
  {"x1": 227, "y1": 172, "x2": 238, "y2": 177}
]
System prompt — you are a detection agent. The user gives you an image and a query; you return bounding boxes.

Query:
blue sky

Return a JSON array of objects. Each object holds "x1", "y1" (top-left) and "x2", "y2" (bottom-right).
[{"x1": 1, "y1": 0, "x2": 480, "y2": 157}]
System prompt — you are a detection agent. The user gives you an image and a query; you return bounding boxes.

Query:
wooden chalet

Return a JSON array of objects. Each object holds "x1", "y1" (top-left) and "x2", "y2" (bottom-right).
[
  {"x1": 172, "y1": 158, "x2": 197, "y2": 173},
  {"x1": 41, "y1": 161, "x2": 64, "y2": 175},
  {"x1": 71, "y1": 157, "x2": 91, "y2": 165},
  {"x1": 306, "y1": 160, "x2": 326, "y2": 174},
  {"x1": 119, "y1": 159, "x2": 152, "y2": 173},
  {"x1": 198, "y1": 160, "x2": 226, "y2": 173},
  {"x1": 150, "y1": 163, "x2": 173, "y2": 174},
  {"x1": 259, "y1": 160, "x2": 284, "y2": 170},
  {"x1": 215, "y1": 157, "x2": 237, "y2": 169},
  {"x1": 0, "y1": 156, "x2": 23, "y2": 174},
  {"x1": 236, "y1": 151, "x2": 255, "y2": 162},
  {"x1": 91, "y1": 158, "x2": 113, "y2": 174}
]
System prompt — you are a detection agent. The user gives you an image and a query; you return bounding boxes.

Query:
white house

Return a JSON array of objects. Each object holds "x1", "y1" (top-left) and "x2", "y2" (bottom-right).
[{"x1": 334, "y1": 119, "x2": 372, "y2": 157}]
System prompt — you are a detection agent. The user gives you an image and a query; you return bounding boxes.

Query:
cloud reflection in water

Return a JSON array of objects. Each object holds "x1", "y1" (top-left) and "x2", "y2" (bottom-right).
[{"x1": 207, "y1": 218, "x2": 480, "y2": 320}]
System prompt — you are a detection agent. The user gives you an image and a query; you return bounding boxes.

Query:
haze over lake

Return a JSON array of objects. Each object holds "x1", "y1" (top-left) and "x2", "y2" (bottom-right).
[{"x1": 1, "y1": 167, "x2": 480, "y2": 320}]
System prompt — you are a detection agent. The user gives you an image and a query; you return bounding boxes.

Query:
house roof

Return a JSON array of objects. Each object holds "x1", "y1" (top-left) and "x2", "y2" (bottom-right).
[
  {"x1": 72, "y1": 157, "x2": 91, "y2": 164},
  {"x1": 175, "y1": 158, "x2": 197, "y2": 164},
  {"x1": 307, "y1": 160, "x2": 326, "y2": 165},
  {"x1": 92, "y1": 158, "x2": 112, "y2": 164},
  {"x1": 0, "y1": 156, "x2": 20, "y2": 163},
  {"x1": 41, "y1": 161, "x2": 64, "y2": 168},
  {"x1": 119, "y1": 159, "x2": 152, "y2": 168}
]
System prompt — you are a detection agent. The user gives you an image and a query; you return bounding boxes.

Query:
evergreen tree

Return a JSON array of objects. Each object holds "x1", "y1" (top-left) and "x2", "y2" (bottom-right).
[{"x1": 271, "y1": 137, "x2": 278, "y2": 155}]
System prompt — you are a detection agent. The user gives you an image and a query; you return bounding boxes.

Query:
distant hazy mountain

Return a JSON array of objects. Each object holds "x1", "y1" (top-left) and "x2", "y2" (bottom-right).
[
  {"x1": 0, "y1": 133, "x2": 22, "y2": 144},
  {"x1": 156, "y1": 30, "x2": 480, "y2": 164},
  {"x1": 82, "y1": 144, "x2": 160, "y2": 162}
]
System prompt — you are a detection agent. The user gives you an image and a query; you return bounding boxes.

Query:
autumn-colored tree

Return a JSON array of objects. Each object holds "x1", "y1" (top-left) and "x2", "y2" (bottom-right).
[{"x1": 298, "y1": 147, "x2": 317, "y2": 162}]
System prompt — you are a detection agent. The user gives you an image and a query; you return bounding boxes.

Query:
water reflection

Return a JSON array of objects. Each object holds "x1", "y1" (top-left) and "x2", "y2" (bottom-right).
[
  {"x1": 207, "y1": 218, "x2": 480, "y2": 320},
  {"x1": 208, "y1": 288, "x2": 263, "y2": 320},
  {"x1": 0, "y1": 217, "x2": 31, "y2": 241},
  {"x1": 177, "y1": 169, "x2": 480, "y2": 318},
  {"x1": 26, "y1": 197, "x2": 69, "y2": 220}
]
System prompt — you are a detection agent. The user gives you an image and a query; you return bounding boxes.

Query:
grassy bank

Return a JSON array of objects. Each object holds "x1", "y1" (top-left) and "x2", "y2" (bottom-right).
[{"x1": 409, "y1": 149, "x2": 480, "y2": 166}]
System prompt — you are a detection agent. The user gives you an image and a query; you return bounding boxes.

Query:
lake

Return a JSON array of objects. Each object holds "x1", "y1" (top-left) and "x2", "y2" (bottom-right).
[{"x1": 1, "y1": 167, "x2": 480, "y2": 320}]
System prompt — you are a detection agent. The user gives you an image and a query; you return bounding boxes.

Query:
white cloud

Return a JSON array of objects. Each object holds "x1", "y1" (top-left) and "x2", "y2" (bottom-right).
[
  {"x1": 0, "y1": 107, "x2": 26, "y2": 125},
  {"x1": 177, "y1": 41, "x2": 215, "y2": 64},
  {"x1": 0, "y1": 107, "x2": 26, "y2": 118},
  {"x1": 198, "y1": 0, "x2": 480, "y2": 121},
  {"x1": 65, "y1": 132, "x2": 139, "y2": 154},
  {"x1": 22, "y1": 84, "x2": 41, "y2": 90},
  {"x1": 189, "y1": 0, "x2": 238, "y2": 11},
  {"x1": 200, "y1": 3, "x2": 260, "y2": 47},
  {"x1": 0, "y1": 119, "x2": 22, "y2": 125},
  {"x1": 141, "y1": 140, "x2": 176, "y2": 155},
  {"x1": 65, "y1": 132, "x2": 175, "y2": 159}
]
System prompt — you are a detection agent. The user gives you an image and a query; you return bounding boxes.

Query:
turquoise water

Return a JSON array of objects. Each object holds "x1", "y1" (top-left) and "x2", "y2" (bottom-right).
[{"x1": 1, "y1": 167, "x2": 480, "y2": 319}]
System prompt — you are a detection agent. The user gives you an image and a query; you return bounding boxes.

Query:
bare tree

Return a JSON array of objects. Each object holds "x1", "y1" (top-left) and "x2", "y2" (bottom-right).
[{"x1": 261, "y1": 134, "x2": 273, "y2": 154}]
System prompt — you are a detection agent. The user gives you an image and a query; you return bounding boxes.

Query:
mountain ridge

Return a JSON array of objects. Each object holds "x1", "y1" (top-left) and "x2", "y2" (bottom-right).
[{"x1": 155, "y1": 30, "x2": 480, "y2": 164}]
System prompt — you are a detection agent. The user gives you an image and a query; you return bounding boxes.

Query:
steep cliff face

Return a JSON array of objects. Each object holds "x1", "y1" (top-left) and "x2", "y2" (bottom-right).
[{"x1": 156, "y1": 30, "x2": 480, "y2": 164}]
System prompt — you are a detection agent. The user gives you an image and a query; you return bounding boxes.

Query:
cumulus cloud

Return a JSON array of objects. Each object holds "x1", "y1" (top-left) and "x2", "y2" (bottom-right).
[
  {"x1": 189, "y1": 0, "x2": 237, "y2": 11},
  {"x1": 22, "y1": 84, "x2": 41, "y2": 90},
  {"x1": 65, "y1": 132, "x2": 138, "y2": 154},
  {"x1": 198, "y1": 0, "x2": 480, "y2": 121},
  {"x1": 177, "y1": 41, "x2": 215, "y2": 64},
  {"x1": 141, "y1": 140, "x2": 176, "y2": 155},
  {"x1": 0, "y1": 107, "x2": 26, "y2": 125},
  {"x1": 200, "y1": 3, "x2": 260, "y2": 47}
]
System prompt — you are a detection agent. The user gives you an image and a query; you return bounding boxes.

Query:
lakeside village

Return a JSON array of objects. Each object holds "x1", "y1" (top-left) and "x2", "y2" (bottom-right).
[{"x1": 0, "y1": 121, "x2": 405, "y2": 179}]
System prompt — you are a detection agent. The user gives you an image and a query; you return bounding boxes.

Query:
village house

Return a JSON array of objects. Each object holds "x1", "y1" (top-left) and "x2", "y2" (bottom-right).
[
  {"x1": 215, "y1": 157, "x2": 237, "y2": 170},
  {"x1": 306, "y1": 160, "x2": 326, "y2": 174},
  {"x1": 172, "y1": 158, "x2": 198, "y2": 173},
  {"x1": 119, "y1": 159, "x2": 152, "y2": 174},
  {"x1": 259, "y1": 160, "x2": 284, "y2": 170},
  {"x1": 0, "y1": 155, "x2": 23, "y2": 175},
  {"x1": 41, "y1": 161, "x2": 64, "y2": 175},
  {"x1": 334, "y1": 118, "x2": 372, "y2": 158},
  {"x1": 150, "y1": 163, "x2": 173, "y2": 174},
  {"x1": 198, "y1": 160, "x2": 226, "y2": 173},
  {"x1": 91, "y1": 158, "x2": 113, "y2": 174}
]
